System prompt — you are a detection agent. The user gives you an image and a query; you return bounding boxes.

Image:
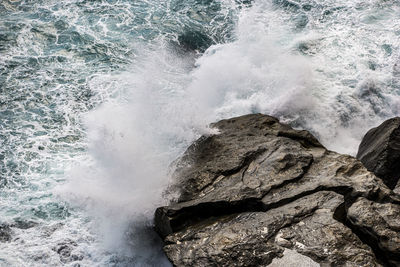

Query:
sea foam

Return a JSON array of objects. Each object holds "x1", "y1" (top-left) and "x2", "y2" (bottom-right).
[{"x1": 59, "y1": 0, "x2": 400, "y2": 265}]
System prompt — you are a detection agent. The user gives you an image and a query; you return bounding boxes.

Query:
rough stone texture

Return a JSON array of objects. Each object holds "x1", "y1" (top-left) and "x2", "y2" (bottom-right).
[
  {"x1": 0, "y1": 224, "x2": 12, "y2": 242},
  {"x1": 155, "y1": 114, "x2": 400, "y2": 266},
  {"x1": 53, "y1": 240, "x2": 83, "y2": 263},
  {"x1": 394, "y1": 181, "x2": 400, "y2": 195},
  {"x1": 348, "y1": 197, "x2": 400, "y2": 266},
  {"x1": 0, "y1": 220, "x2": 37, "y2": 243},
  {"x1": 268, "y1": 249, "x2": 319, "y2": 267},
  {"x1": 163, "y1": 191, "x2": 377, "y2": 267},
  {"x1": 356, "y1": 117, "x2": 400, "y2": 189}
]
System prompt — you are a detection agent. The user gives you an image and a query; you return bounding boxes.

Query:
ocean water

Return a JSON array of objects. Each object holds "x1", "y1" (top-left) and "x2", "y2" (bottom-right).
[{"x1": 0, "y1": 0, "x2": 399, "y2": 266}]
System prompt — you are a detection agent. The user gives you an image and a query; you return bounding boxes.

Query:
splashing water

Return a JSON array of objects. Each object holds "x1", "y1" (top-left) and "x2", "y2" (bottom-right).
[{"x1": 0, "y1": 0, "x2": 399, "y2": 265}]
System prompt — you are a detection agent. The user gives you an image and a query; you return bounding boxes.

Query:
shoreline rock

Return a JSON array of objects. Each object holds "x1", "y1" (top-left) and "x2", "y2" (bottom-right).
[
  {"x1": 155, "y1": 114, "x2": 400, "y2": 266},
  {"x1": 356, "y1": 117, "x2": 400, "y2": 189}
]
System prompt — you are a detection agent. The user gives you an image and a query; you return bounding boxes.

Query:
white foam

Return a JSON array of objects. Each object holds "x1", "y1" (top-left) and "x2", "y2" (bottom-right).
[
  {"x1": 59, "y1": 42, "x2": 207, "y2": 264},
  {"x1": 59, "y1": 0, "x2": 400, "y2": 265}
]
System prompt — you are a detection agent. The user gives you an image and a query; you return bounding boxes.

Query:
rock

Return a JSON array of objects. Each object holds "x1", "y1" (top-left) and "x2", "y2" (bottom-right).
[
  {"x1": 348, "y1": 197, "x2": 400, "y2": 266},
  {"x1": 155, "y1": 114, "x2": 400, "y2": 266},
  {"x1": 0, "y1": 224, "x2": 12, "y2": 242},
  {"x1": 177, "y1": 30, "x2": 213, "y2": 52},
  {"x1": 12, "y1": 219, "x2": 38, "y2": 229},
  {"x1": 53, "y1": 240, "x2": 83, "y2": 263},
  {"x1": 170, "y1": 114, "x2": 322, "y2": 203},
  {"x1": 394, "y1": 181, "x2": 400, "y2": 195},
  {"x1": 268, "y1": 249, "x2": 319, "y2": 267},
  {"x1": 163, "y1": 191, "x2": 377, "y2": 266},
  {"x1": 0, "y1": 220, "x2": 37, "y2": 243},
  {"x1": 356, "y1": 117, "x2": 400, "y2": 189}
]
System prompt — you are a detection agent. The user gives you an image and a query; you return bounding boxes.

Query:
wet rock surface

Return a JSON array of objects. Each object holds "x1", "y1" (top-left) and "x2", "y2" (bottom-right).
[
  {"x1": 357, "y1": 117, "x2": 400, "y2": 189},
  {"x1": 155, "y1": 114, "x2": 400, "y2": 266},
  {"x1": 0, "y1": 224, "x2": 12, "y2": 242},
  {"x1": 0, "y1": 219, "x2": 38, "y2": 243},
  {"x1": 348, "y1": 198, "x2": 400, "y2": 265},
  {"x1": 53, "y1": 240, "x2": 83, "y2": 263}
]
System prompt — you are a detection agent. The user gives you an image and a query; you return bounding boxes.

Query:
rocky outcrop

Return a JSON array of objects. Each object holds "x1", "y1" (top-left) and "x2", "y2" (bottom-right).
[
  {"x1": 0, "y1": 220, "x2": 37, "y2": 243},
  {"x1": 348, "y1": 198, "x2": 400, "y2": 266},
  {"x1": 356, "y1": 117, "x2": 400, "y2": 189},
  {"x1": 0, "y1": 224, "x2": 12, "y2": 242},
  {"x1": 155, "y1": 114, "x2": 400, "y2": 266}
]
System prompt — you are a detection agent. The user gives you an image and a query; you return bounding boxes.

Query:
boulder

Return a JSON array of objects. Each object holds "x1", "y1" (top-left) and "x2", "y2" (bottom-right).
[
  {"x1": 0, "y1": 224, "x2": 12, "y2": 242},
  {"x1": 162, "y1": 191, "x2": 377, "y2": 266},
  {"x1": 155, "y1": 114, "x2": 400, "y2": 266},
  {"x1": 348, "y1": 197, "x2": 400, "y2": 266},
  {"x1": 356, "y1": 117, "x2": 400, "y2": 189}
]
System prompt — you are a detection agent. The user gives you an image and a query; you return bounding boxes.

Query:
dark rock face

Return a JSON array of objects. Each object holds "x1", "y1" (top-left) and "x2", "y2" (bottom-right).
[
  {"x1": 356, "y1": 117, "x2": 400, "y2": 189},
  {"x1": 0, "y1": 224, "x2": 12, "y2": 242},
  {"x1": 53, "y1": 240, "x2": 83, "y2": 263},
  {"x1": 348, "y1": 198, "x2": 400, "y2": 266},
  {"x1": 177, "y1": 30, "x2": 213, "y2": 52},
  {"x1": 155, "y1": 114, "x2": 400, "y2": 266},
  {"x1": 0, "y1": 220, "x2": 38, "y2": 243}
]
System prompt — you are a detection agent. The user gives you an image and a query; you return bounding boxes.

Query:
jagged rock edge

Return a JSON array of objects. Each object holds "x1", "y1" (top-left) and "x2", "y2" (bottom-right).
[{"x1": 157, "y1": 153, "x2": 400, "y2": 266}]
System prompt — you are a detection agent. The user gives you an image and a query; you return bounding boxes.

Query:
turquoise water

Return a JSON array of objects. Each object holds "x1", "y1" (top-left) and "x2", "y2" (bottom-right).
[{"x1": 0, "y1": 0, "x2": 399, "y2": 265}]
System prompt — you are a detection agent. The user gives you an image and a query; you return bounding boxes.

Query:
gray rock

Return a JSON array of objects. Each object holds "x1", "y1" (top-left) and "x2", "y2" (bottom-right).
[
  {"x1": 53, "y1": 240, "x2": 83, "y2": 263},
  {"x1": 171, "y1": 114, "x2": 322, "y2": 203},
  {"x1": 0, "y1": 220, "x2": 37, "y2": 243},
  {"x1": 268, "y1": 249, "x2": 319, "y2": 267},
  {"x1": 0, "y1": 224, "x2": 12, "y2": 242},
  {"x1": 12, "y1": 219, "x2": 38, "y2": 229},
  {"x1": 163, "y1": 191, "x2": 377, "y2": 266},
  {"x1": 155, "y1": 114, "x2": 399, "y2": 266},
  {"x1": 348, "y1": 197, "x2": 400, "y2": 265},
  {"x1": 394, "y1": 181, "x2": 400, "y2": 195},
  {"x1": 356, "y1": 117, "x2": 400, "y2": 189}
]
